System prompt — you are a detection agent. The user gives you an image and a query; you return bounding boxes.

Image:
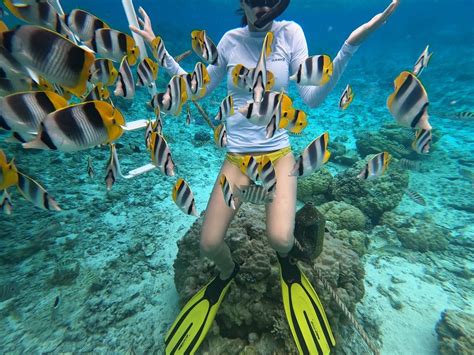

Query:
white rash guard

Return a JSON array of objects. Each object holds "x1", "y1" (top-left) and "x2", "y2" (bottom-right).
[{"x1": 163, "y1": 20, "x2": 359, "y2": 153}]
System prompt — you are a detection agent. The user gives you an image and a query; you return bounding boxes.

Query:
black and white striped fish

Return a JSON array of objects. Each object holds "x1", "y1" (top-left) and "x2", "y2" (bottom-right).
[
  {"x1": 151, "y1": 75, "x2": 188, "y2": 116},
  {"x1": 172, "y1": 178, "x2": 198, "y2": 216},
  {"x1": 357, "y1": 152, "x2": 392, "y2": 180},
  {"x1": 387, "y1": 71, "x2": 431, "y2": 130},
  {"x1": 220, "y1": 174, "x2": 236, "y2": 210},
  {"x1": 137, "y1": 57, "x2": 158, "y2": 88},
  {"x1": 114, "y1": 57, "x2": 135, "y2": 99},
  {"x1": 149, "y1": 132, "x2": 176, "y2": 176},
  {"x1": 239, "y1": 155, "x2": 260, "y2": 182},
  {"x1": 234, "y1": 184, "x2": 274, "y2": 205},
  {"x1": 182, "y1": 62, "x2": 210, "y2": 100},
  {"x1": 289, "y1": 132, "x2": 331, "y2": 177},
  {"x1": 0, "y1": 91, "x2": 68, "y2": 141},
  {"x1": 404, "y1": 189, "x2": 426, "y2": 206},
  {"x1": 89, "y1": 58, "x2": 118, "y2": 86},
  {"x1": 0, "y1": 189, "x2": 12, "y2": 215},
  {"x1": 89, "y1": 28, "x2": 139, "y2": 65},
  {"x1": 215, "y1": 95, "x2": 234, "y2": 121},
  {"x1": 290, "y1": 55, "x2": 333, "y2": 86},
  {"x1": 22, "y1": 101, "x2": 125, "y2": 152},
  {"x1": 151, "y1": 36, "x2": 168, "y2": 66},
  {"x1": 412, "y1": 128, "x2": 432, "y2": 154},
  {"x1": 251, "y1": 31, "x2": 273, "y2": 103},
  {"x1": 285, "y1": 109, "x2": 308, "y2": 134},
  {"x1": 104, "y1": 143, "x2": 124, "y2": 191},
  {"x1": 213, "y1": 123, "x2": 227, "y2": 148},
  {"x1": 87, "y1": 156, "x2": 94, "y2": 178},
  {"x1": 84, "y1": 83, "x2": 110, "y2": 101},
  {"x1": 398, "y1": 158, "x2": 421, "y2": 171},
  {"x1": 339, "y1": 84, "x2": 354, "y2": 110},
  {"x1": 191, "y1": 30, "x2": 218, "y2": 65},
  {"x1": 451, "y1": 112, "x2": 474, "y2": 120},
  {"x1": 413, "y1": 45, "x2": 433, "y2": 77},
  {"x1": 258, "y1": 156, "x2": 277, "y2": 193},
  {"x1": 16, "y1": 172, "x2": 61, "y2": 210},
  {"x1": 231, "y1": 64, "x2": 275, "y2": 93},
  {"x1": 185, "y1": 104, "x2": 192, "y2": 126},
  {"x1": 3, "y1": 0, "x2": 74, "y2": 39},
  {"x1": 0, "y1": 25, "x2": 95, "y2": 97},
  {"x1": 65, "y1": 8, "x2": 109, "y2": 42}
]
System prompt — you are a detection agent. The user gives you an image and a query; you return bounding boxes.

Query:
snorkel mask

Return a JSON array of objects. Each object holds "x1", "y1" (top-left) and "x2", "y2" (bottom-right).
[{"x1": 244, "y1": 0, "x2": 290, "y2": 28}]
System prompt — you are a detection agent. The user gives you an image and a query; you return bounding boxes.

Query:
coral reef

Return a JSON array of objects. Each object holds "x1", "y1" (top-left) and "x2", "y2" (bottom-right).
[
  {"x1": 381, "y1": 212, "x2": 450, "y2": 252},
  {"x1": 319, "y1": 201, "x2": 367, "y2": 232},
  {"x1": 172, "y1": 203, "x2": 365, "y2": 353},
  {"x1": 436, "y1": 310, "x2": 474, "y2": 355},
  {"x1": 330, "y1": 160, "x2": 409, "y2": 223},
  {"x1": 296, "y1": 169, "x2": 333, "y2": 205}
]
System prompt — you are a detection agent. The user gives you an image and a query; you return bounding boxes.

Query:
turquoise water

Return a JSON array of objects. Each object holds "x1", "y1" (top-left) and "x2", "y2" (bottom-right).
[{"x1": 0, "y1": 0, "x2": 473, "y2": 353}]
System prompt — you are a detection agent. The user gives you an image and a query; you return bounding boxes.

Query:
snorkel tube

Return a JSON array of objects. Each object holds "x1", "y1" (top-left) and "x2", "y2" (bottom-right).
[{"x1": 253, "y1": 0, "x2": 290, "y2": 28}]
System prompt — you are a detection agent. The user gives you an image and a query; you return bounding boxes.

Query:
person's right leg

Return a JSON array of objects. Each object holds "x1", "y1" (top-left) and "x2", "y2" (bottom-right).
[{"x1": 200, "y1": 158, "x2": 250, "y2": 279}]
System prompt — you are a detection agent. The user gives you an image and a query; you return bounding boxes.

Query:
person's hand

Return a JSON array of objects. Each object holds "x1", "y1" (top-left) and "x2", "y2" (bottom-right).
[
  {"x1": 129, "y1": 6, "x2": 156, "y2": 45},
  {"x1": 347, "y1": 0, "x2": 399, "y2": 46}
]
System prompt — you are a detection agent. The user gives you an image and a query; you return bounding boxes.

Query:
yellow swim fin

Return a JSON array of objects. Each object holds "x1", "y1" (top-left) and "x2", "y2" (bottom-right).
[
  {"x1": 165, "y1": 264, "x2": 239, "y2": 354},
  {"x1": 278, "y1": 254, "x2": 336, "y2": 354}
]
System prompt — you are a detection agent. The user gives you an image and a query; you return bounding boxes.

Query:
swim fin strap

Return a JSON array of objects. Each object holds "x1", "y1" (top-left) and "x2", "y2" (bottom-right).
[
  {"x1": 164, "y1": 264, "x2": 239, "y2": 354},
  {"x1": 277, "y1": 254, "x2": 336, "y2": 355}
]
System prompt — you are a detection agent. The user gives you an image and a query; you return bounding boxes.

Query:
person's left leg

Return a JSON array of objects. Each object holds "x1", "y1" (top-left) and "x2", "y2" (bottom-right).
[{"x1": 265, "y1": 151, "x2": 297, "y2": 255}]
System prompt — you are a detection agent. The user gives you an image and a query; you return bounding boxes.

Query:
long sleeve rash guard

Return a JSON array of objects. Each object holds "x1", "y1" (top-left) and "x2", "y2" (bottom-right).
[{"x1": 163, "y1": 20, "x2": 359, "y2": 153}]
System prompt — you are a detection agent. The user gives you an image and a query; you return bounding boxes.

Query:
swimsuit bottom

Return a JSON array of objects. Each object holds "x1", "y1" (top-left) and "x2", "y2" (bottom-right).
[{"x1": 225, "y1": 146, "x2": 292, "y2": 169}]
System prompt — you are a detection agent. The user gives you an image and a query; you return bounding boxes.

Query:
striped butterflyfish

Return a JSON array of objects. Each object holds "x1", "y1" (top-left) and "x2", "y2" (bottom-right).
[
  {"x1": 290, "y1": 54, "x2": 333, "y2": 86},
  {"x1": 289, "y1": 132, "x2": 331, "y2": 177},
  {"x1": 387, "y1": 71, "x2": 431, "y2": 130},
  {"x1": 114, "y1": 57, "x2": 135, "y2": 99},
  {"x1": 185, "y1": 104, "x2": 191, "y2": 126},
  {"x1": 404, "y1": 189, "x2": 426, "y2": 206},
  {"x1": 89, "y1": 28, "x2": 139, "y2": 65},
  {"x1": 104, "y1": 143, "x2": 124, "y2": 191},
  {"x1": 234, "y1": 184, "x2": 274, "y2": 205},
  {"x1": 0, "y1": 149, "x2": 18, "y2": 190},
  {"x1": 137, "y1": 57, "x2": 158, "y2": 88},
  {"x1": 150, "y1": 75, "x2": 188, "y2": 116},
  {"x1": 172, "y1": 178, "x2": 198, "y2": 217},
  {"x1": 16, "y1": 171, "x2": 61, "y2": 211},
  {"x1": 65, "y1": 9, "x2": 110, "y2": 42},
  {"x1": 151, "y1": 36, "x2": 168, "y2": 66},
  {"x1": 89, "y1": 58, "x2": 118, "y2": 87},
  {"x1": 339, "y1": 84, "x2": 354, "y2": 110},
  {"x1": 413, "y1": 45, "x2": 432, "y2": 77},
  {"x1": 144, "y1": 114, "x2": 164, "y2": 150},
  {"x1": 0, "y1": 90, "x2": 68, "y2": 141},
  {"x1": 2, "y1": 0, "x2": 74, "y2": 39},
  {"x1": 258, "y1": 156, "x2": 277, "y2": 193},
  {"x1": 285, "y1": 109, "x2": 308, "y2": 135},
  {"x1": 84, "y1": 83, "x2": 110, "y2": 101},
  {"x1": 219, "y1": 174, "x2": 236, "y2": 210},
  {"x1": 191, "y1": 30, "x2": 218, "y2": 65},
  {"x1": 0, "y1": 189, "x2": 13, "y2": 215},
  {"x1": 213, "y1": 123, "x2": 227, "y2": 148},
  {"x1": 149, "y1": 132, "x2": 176, "y2": 177},
  {"x1": 22, "y1": 101, "x2": 125, "y2": 152},
  {"x1": 412, "y1": 128, "x2": 432, "y2": 154},
  {"x1": 181, "y1": 62, "x2": 210, "y2": 100},
  {"x1": 357, "y1": 152, "x2": 392, "y2": 180},
  {"x1": 0, "y1": 25, "x2": 95, "y2": 97},
  {"x1": 239, "y1": 155, "x2": 260, "y2": 182},
  {"x1": 215, "y1": 95, "x2": 234, "y2": 121},
  {"x1": 231, "y1": 64, "x2": 274, "y2": 92},
  {"x1": 239, "y1": 90, "x2": 293, "y2": 128},
  {"x1": 252, "y1": 31, "x2": 273, "y2": 104}
]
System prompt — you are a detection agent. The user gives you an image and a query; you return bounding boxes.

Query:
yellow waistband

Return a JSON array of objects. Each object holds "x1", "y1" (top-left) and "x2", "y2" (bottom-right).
[{"x1": 226, "y1": 146, "x2": 292, "y2": 168}]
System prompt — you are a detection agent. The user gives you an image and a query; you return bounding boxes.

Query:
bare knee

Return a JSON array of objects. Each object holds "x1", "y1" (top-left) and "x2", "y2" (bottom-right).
[
  {"x1": 199, "y1": 231, "x2": 225, "y2": 258},
  {"x1": 267, "y1": 227, "x2": 294, "y2": 254}
]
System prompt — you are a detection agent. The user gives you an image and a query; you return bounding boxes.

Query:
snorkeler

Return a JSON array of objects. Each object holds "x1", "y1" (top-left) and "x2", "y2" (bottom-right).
[{"x1": 131, "y1": 0, "x2": 399, "y2": 353}]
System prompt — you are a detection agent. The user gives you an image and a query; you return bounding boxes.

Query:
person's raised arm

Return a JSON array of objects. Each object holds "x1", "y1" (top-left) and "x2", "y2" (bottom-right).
[
  {"x1": 292, "y1": 0, "x2": 399, "y2": 108},
  {"x1": 130, "y1": 6, "x2": 228, "y2": 97}
]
